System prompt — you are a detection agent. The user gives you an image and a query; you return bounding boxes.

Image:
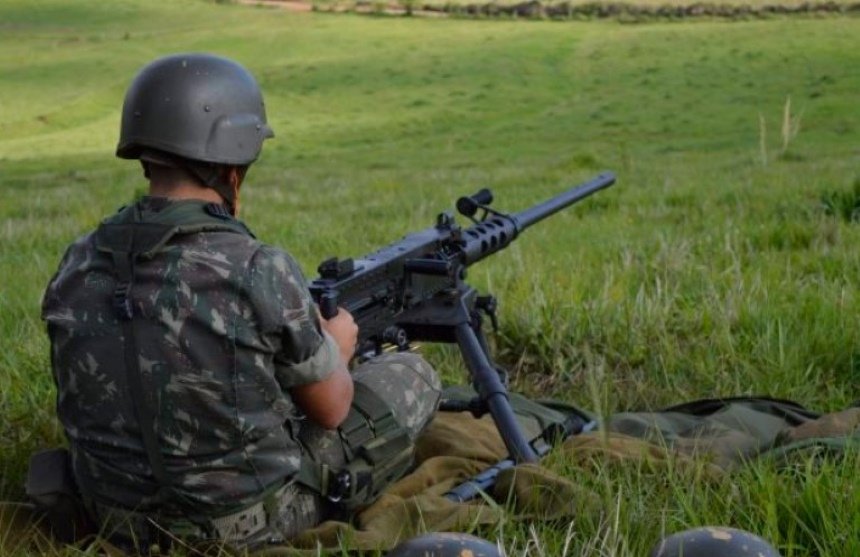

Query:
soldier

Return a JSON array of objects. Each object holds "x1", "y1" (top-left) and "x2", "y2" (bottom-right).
[{"x1": 41, "y1": 53, "x2": 441, "y2": 551}]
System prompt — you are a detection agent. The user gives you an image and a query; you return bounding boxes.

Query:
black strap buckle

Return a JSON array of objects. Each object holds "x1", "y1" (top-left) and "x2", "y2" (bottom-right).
[
  {"x1": 113, "y1": 283, "x2": 133, "y2": 320},
  {"x1": 327, "y1": 470, "x2": 352, "y2": 503}
]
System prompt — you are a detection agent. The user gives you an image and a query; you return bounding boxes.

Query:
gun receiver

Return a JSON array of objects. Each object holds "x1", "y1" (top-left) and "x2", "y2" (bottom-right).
[{"x1": 309, "y1": 172, "x2": 616, "y2": 462}]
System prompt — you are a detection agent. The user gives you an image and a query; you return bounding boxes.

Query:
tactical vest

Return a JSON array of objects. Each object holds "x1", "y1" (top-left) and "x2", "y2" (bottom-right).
[
  {"x1": 28, "y1": 201, "x2": 257, "y2": 545},
  {"x1": 92, "y1": 201, "x2": 254, "y2": 511}
]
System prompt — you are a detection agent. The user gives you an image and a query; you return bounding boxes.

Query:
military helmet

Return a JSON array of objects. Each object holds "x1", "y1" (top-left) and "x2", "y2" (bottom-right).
[
  {"x1": 388, "y1": 532, "x2": 501, "y2": 557},
  {"x1": 650, "y1": 526, "x2": 782, "y2": 557},
  {"x1": 117, "y1": 53, "x2": 274, "y2": 166}
]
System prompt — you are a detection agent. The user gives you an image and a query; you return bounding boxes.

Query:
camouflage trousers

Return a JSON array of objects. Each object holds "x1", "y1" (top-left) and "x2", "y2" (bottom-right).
[{"x1": 266, "y1": 351, "x2": 442, "y2": 542}]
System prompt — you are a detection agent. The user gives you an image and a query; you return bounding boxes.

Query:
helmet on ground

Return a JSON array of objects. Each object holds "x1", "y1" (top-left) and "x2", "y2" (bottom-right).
[
  {"x1": 388, "y1": 532, "x2": 501, "y2": 557},
  {"x1": 650, "y1": 526, "x2": 782, "y2": 557},
  {"x1": 117, "y1": 52, "x2": 274, "y2": 166}
]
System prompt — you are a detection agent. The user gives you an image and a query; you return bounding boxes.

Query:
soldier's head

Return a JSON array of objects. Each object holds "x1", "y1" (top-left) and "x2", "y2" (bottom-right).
[{"x1": 117, "y1": 53, "x2": 274, "y2": 215}]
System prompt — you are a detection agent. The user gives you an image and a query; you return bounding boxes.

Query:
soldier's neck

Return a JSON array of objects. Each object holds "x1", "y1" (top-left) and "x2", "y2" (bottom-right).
[{"x1": 149, "y1": 180, "x2": 225, "y2": 205}]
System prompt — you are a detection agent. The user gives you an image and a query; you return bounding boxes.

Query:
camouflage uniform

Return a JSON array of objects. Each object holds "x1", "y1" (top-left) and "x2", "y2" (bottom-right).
[{"x1": 42, "y1": 197, "x2": 441, "y2": 546}]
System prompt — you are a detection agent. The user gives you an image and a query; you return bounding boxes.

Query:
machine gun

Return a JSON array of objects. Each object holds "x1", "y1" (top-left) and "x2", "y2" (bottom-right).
[{"x1": 309, "y1": 172, "x2": 616, "y2": 463}]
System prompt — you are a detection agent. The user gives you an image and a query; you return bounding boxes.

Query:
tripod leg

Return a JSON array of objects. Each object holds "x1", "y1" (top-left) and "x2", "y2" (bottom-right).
[{"x1": 454, "y1": 321, "x2": 538, "y2": 463}]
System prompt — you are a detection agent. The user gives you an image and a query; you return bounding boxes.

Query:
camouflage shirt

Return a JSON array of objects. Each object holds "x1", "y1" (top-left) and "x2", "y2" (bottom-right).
[{"x1": 42, "y1": 197, "x2": 340, "y2": 514}]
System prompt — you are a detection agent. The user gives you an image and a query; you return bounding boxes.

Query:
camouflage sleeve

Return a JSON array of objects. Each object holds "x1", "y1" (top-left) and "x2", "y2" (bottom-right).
[
  {"x1": 248, "y1": 245, "x2": 340, "y2": 389},
  {"x1": 41, "y1": 236, "x2": 87, "y2": 321}
]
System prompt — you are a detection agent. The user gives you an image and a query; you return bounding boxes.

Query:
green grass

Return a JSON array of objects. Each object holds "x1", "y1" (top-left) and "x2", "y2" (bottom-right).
[{"x1": 1, "y1": 1, "x2": 859, "y2": 555}]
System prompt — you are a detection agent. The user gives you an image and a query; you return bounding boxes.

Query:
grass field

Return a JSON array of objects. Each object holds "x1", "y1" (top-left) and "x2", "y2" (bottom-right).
[{"x1": 1, "y1": 0, "x2": 859, "y2": 555}]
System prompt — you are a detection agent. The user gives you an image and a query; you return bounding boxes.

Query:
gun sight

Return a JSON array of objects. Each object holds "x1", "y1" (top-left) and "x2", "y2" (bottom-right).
[{"x1": 456, "y1": 188, "x2": 493, "y2": 218}]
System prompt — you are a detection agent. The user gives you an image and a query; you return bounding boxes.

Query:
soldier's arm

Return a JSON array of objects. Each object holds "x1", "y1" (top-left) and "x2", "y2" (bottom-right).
[
  {"x1": 290, "y1": 367, "x2": 353, "y2": 429},
  {"x1": 248, "y1": 245, "x2": 355, "y2": 429},
  {"x1": 290, "y1": 308, "x2": 356, "y2": 429}
]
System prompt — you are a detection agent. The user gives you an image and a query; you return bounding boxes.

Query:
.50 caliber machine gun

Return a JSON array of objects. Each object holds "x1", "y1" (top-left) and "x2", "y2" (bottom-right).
[{"x1": 309, "y1": 172, "x2": 616, "y2": 464}]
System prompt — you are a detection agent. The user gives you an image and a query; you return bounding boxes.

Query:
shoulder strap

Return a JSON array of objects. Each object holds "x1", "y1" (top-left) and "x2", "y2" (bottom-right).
[
  {"x1": 98, "y1": 211, "x2": 172, "y2": 502},
  {"x1": 110, "y1": 245, "x2": 173, "y2": 504}
]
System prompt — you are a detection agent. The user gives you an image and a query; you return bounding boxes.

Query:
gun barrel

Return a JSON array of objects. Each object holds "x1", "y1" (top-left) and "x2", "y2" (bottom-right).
[
  {"x1": 512, "y1": 171, "x2": 615, "y2": 230},
  {"x1": 458, "y1": 172, "x2": 615, "y2": 266}
]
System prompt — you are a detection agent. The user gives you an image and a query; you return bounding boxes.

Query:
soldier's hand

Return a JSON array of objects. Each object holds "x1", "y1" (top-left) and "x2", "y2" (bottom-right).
[{"x1": 320, "y1": 307, "x2": 358, "y2": 364}]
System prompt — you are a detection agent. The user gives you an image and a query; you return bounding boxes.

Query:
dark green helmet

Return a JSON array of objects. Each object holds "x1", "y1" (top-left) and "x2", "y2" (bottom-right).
[
  {"x1": 117, "y1": 53, "x2": 274, "y2": 166},
  {"x1": 388, "y1": 533, "x2": 501, "y2": 557},
  {"x1": 650, "y1": 527, "x2": 782, "y2": 557}
]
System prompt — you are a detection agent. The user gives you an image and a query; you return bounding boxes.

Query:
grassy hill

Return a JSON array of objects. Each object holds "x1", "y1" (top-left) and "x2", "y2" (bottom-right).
[{"x1": 0, "y1": 1, "x2": 858, "y2": 554}]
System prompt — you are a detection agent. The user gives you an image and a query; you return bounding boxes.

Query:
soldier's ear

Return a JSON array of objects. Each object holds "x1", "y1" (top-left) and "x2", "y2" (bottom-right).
[
  {"x1": 223, "y1": 165, "x2": 249, "y2": 217},
  {"x1": 223, "y1": 165, "x2": 248, "y2": 190}
]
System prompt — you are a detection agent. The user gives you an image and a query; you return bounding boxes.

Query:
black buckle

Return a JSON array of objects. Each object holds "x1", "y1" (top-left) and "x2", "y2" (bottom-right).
[
  {"x1": 327, "y1": 470, "x2": 351, "y2": 503},
  {"x1": 113, "y1": 283, "x2": 133, "y2": 320},
  {"x1": 438, "y1": 397, "x2": 488, "y2": 418}
]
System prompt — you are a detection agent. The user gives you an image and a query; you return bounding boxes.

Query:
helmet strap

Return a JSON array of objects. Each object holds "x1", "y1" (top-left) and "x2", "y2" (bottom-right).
[
  {"x1": 184, "y1": 161, "x2": 242, "y2": 216},
  {"x1": 139, "y1": 149, "x2": 244, "y2": 216},
  {"x1": 229, "y1": 179, "x2": 241, "y2": 216}
]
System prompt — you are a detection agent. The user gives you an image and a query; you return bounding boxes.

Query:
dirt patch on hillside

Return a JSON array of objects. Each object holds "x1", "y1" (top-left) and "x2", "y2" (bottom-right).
[
  {"x1": 237, "y1": 0, "x2": 443, "y2": 14},
  {"x1": 239, "y1": 0, "x2": 860, "y2": 19},
  {"x1": 237, "y1": 0, "x2": 313, "y2": 11}
]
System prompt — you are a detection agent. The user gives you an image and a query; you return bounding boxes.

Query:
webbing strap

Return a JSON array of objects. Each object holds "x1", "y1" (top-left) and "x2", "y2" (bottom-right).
[
  {"x1": 294, "y1": 460, "x2": 332, "y2": 496},
  {"x1": 342, "y1": 383, "x2": 401, "y2": 447},
  {"x1": 295, "y1": 383, "x2": 413, "y2": 506},
  {"x1": 110, "y1": 246, "x2": 172, "y2": 504}
]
